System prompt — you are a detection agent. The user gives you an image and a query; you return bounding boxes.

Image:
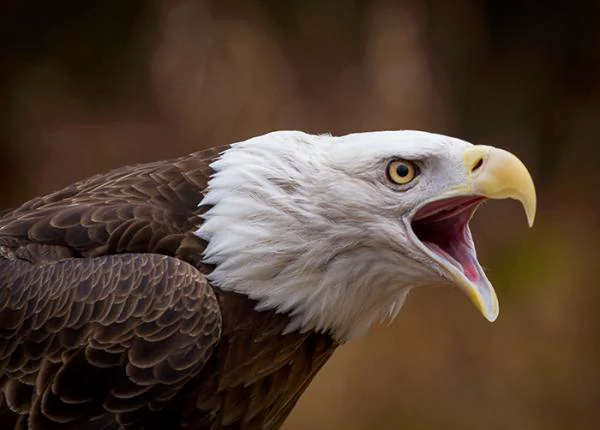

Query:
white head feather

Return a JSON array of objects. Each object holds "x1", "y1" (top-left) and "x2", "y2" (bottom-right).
[{"x1": 196, "y1": 130, "x2": 475, "y2": 342}]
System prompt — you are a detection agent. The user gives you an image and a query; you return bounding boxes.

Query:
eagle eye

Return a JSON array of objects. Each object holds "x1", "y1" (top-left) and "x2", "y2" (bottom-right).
[{"x1": 386, "y1": 160, "x2": 418, "y2": 185}]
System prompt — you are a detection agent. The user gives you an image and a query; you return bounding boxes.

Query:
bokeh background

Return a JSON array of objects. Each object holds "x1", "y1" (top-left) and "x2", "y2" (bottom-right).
[{"x1": 1, "y1": 1, "x2": 598, "y2": 428}]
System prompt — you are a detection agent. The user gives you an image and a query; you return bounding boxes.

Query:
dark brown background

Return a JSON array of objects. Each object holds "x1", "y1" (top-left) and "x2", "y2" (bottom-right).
[{"x1": 1, "y1": 1, "x2": 598, "y2": 428}]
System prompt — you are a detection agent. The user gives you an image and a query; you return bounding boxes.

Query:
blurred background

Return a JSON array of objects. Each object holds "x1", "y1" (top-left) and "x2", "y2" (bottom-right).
[{"x1": 1, "y1": 0, "x2": 598, "y2": 428}]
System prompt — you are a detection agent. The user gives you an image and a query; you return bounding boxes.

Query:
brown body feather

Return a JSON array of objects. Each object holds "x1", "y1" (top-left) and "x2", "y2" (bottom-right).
[{"x1": 0, "y1": 148, "x2": 337, "y2": 429}]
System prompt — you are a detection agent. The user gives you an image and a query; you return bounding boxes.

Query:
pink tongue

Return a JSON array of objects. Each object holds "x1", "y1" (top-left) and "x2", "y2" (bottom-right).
[{"x1": 425, "y1": 241, "x2": 481, "y2": 283}]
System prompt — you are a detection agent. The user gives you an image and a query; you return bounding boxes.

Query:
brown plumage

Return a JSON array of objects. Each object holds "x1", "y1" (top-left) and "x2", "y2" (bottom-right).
[
  {"x1": 0, "y1": 130, "x2": 538, "y2": 429},
  {"x1": 0, "y1": 147, "x2": 337, "y2": 429}
]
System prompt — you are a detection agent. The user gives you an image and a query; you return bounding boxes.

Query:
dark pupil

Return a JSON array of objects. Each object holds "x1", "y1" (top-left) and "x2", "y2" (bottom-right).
[{"x1": 396, "y1": 163, "x2": 410, "y2": 177}]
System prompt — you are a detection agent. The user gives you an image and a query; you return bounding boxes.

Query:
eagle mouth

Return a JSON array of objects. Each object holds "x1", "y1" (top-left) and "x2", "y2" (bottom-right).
[{"x1": 410, "y1": 196, "x2": 486, "y2": 284}]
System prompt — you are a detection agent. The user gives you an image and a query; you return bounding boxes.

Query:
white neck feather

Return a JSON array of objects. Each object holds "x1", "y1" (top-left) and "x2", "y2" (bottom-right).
[{"x1": 196, "y1": 131, "x2": 442, "y2": 342}]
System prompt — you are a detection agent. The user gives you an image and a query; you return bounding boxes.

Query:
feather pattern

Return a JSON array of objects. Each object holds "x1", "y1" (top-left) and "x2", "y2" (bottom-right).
[{"x1": 0, "y1": 144, "x2": 338, "y2": 429}]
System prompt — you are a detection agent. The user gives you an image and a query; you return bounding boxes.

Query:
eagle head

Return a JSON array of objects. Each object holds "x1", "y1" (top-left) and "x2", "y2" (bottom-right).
[{"x1": 197, "y1": 131, "x2": 536, "y2": 342}]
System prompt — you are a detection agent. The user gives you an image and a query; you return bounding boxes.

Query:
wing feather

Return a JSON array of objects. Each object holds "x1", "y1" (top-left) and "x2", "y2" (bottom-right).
[{"x1": 0, "y1": 254, "x2": 222, "y2": 428}]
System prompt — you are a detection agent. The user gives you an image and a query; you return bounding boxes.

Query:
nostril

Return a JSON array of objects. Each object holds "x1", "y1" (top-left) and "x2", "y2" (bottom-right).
[{"x1": 471, "y1": 156, "x2": 484, "y2": 173}]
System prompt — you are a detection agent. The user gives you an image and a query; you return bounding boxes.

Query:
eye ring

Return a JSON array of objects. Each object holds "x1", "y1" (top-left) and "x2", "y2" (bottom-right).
[{"x1": 386, "y1": 160, "x2": 418, "y2": 185}]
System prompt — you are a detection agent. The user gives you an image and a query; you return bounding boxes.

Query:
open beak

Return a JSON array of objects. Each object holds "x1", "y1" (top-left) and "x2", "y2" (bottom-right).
[{"x1": 409, "y1": 146, "x2": 536, "y2": 321}]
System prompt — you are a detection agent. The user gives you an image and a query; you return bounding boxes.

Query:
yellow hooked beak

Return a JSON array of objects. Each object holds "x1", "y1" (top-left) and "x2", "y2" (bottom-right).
[
  {"x1": 456, "y1": 145, "x2": 537, "y2": 321},
  {"x1": 464, "y1": 146, "x2": 536, "y2": 227}
]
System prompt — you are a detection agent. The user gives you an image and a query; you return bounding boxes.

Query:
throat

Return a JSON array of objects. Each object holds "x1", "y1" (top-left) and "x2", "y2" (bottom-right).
[
  {"x1": 198, "y1": 189, "x2": 418, "y2": 342},
  {"x1": 201, "y1": 235, "x2": 416, "y2": 342}
]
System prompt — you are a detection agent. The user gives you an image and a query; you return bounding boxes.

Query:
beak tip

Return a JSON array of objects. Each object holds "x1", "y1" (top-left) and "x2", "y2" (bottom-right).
[
  {"x1": 465, "y1": 282, "x2": 500, "y2": 323},
  {"x1": 522, "y1": 186, "x2": 537, "y2": 228},
  {"x1": 479, "y1": 301, "x2": 499, "y2": 322},
  {"x1": 526, "y1": 208, "x2": 536, "y2": 228},
  {"x1": 485, "y1": 311, "x2": 499, "y2": 322}
]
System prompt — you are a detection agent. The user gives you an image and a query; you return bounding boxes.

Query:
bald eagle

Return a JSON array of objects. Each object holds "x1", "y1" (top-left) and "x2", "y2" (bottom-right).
[{"x1": 0, "y1": 131, "x2": 536, "y2": 429}]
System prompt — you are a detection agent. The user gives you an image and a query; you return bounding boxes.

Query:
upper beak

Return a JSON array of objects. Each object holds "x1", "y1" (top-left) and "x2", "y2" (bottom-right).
[
  {"x1": 464, "y1": 145, "x2": 537, "y2": 227},
  {"x1": 452, "y1": 145, "x2": 537, "y2": 321}
]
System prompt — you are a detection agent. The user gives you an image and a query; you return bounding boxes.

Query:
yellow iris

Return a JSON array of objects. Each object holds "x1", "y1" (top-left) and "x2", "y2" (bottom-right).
[{"x1": 387, "y1": 160, "x2": 417, "y2": 185}]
